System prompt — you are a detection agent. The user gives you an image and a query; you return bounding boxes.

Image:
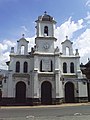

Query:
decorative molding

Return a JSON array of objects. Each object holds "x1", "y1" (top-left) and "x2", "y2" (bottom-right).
[
  {"x1": 12, "y1": 73, "x2": 30, "y2": 78},
  {"x1": 39, "y1": 76, "x2": 54, "y2": 81}
]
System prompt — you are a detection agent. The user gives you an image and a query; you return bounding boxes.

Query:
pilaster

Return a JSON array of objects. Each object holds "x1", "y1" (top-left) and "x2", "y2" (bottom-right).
[{"x1": 33, "y1": 70, "x2": 39, "y2": 98}]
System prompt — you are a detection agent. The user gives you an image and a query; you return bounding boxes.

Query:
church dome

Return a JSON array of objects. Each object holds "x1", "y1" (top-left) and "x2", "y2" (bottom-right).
[
  {"x1": 36, "y1": 12, "x2": 56, "y2": 23},
  {"x1": 42, "y1": 13, "x2": 53, "y2": 21}
]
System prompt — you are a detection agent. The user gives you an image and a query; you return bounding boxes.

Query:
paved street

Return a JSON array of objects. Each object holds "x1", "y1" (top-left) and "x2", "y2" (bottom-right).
[{"x1": 0, "y1": 103, "x2": 90, "y2": 120}]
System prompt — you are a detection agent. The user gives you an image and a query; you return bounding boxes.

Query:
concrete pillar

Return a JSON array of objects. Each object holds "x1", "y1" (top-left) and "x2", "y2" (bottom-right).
[
  {"x1": 7, "y1": 72, "x2": 13, "y2": 97},
  {"x1": 33, "y1": 70, "x2": 39, "y2": 98},
  {"x1": 55, "y1": 70, "x2": 60, "y2": 98},
  {"x1": 34, "y1": 55, "x2": 39, "y2": 70},
  {"x1": 55, "y1": 70, "x2": 64, "y2": 104}
]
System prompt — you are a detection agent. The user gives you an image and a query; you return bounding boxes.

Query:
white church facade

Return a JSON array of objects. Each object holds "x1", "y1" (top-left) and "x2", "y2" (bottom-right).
[{"x1": 0, "y1": 13, "x2": 88, "y2": 105}]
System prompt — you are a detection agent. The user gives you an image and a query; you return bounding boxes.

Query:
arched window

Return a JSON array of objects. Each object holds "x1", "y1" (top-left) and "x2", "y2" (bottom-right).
[
  {"x1": 70, "y1": 62, "x2": 74, "y2": 73},
  {"x1": 44, "y1": 26, "x2": 48, "y2": 36},
  {"x1": 40, "y1": 60, "x2": 42, "y2": 72},
  {"x1": 23, "y1": 62, "x2": 28, "y2": 73},
  {"x1": 66, "y1": 47, "x2": 70, "y2": 55},
  {"x1": 16, "y1": 61, "x2": 20, "y2": 73},
  {"x1": 21, "y1": 45, "x2": 25, "y2": 55},
  {"x1": 63, "y1": 62, "x2": 67, "y2": 73}
]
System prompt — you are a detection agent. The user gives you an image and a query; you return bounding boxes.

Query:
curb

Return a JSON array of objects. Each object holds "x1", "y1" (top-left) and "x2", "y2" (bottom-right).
[{"x1": 0, "y1": 103, "x2": 90, "y2": 109}]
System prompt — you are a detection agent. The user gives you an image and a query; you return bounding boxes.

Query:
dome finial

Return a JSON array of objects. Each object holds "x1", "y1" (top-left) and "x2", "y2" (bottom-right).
[{"x1": 44, "y1": 11, "x2": 47, "y2": 15}]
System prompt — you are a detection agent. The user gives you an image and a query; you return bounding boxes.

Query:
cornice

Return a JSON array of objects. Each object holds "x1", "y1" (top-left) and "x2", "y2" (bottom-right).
[
  {"x1": 35, "y1": 36, "x2": 57, "y2": 41},
  {"x1": 10, "y1": 54, "x2": 34, "y2": 58},
  {"x1": 60, "y1": 55, "x2": 80, "y2": 58}
]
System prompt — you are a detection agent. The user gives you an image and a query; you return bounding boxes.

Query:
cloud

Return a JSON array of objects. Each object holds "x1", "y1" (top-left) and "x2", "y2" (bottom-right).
[
  {"x1": 0, "y1": 40, "x2": 16, "y2": 69},
  {"x1": 0, "y1": 52, "x2": 10, "y2": 70},
  {"x1": 20, "y1": 26, "x2": 29, "y2": 37},
  {"x1": 0, "y1": 40, "x2": 16, "y2": 53},
  {"x1": 85, "y1": 11, "x2": 90, "y2": 24},
  {"x1": 0, "y1": 43, "x2": 8, "y2": 52},
  {"x1": 54, "y1": 16, "x2": 90, "y2": 64},
  {"x1": 74, "y1": 29, "x2": 90, "y2": 63},
  {"x1": 54, "y1": 17, "x2": 84, "y2": 49},
  {"x1": 86, "y1": 0, "x2": 90, "y2": 7},
  {"x1": 26, "y1": 36, "x2": 35, "y2": 52},
  {"x1": 21, "y1": 26, "x2": 29, "y2": 32}
]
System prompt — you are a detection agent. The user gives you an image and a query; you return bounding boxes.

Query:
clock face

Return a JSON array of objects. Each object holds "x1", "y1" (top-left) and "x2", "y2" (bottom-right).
[{"x1": 43, "y1": 43, "x2": 49, "y2": 49}]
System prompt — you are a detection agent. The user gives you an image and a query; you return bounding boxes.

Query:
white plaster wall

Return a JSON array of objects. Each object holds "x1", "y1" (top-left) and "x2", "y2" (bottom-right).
[
  {"x1": 34, "y1": 55, "x2": 39, "y2": 70},
  {"x1": 7, "y1": 72, "x2": 14, "y2": 97},
  {"x1": 55, "y1": 55, "x2": 59, "y2": 70},
  {"x1": 78, "y1": 82, "x2": 87, "y2": 97},
  {"x1": 2, "y1": 81, "x2": 8, "y2": 97},
  {"x1": 60, "y1": 57, "x2": 79, "y2": 73},
  {"x1": 55, "y1": 73, "x2": 64, "y2": 98},
  {"x1": 59, "y1": 81, "x2": 64, "y2": 98},
  {"x1": 36, "y1": 39, "x2": 54, "y2": 53},
  {"x1": 9, "y1": 56, "x2": 34, "y2": 73},
  {"x1": 38, "y1": 56, "x2": 55, "y2": 72},
  {"x1": 33, "y1": 71, "x2": 39, "y2": 98}
]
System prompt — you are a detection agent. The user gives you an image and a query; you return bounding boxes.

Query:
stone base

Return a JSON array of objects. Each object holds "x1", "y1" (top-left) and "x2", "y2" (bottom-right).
[
  {"x1": 0, "y1": 97, "x2": 88, "y2": 106},
  {"x1": 76, "y1": 97, "x2": 88, "y2": 103},
  {"x1": 0, "y1": 98, "x2": 64, "y2": 106},
  {"x1": 0, "y1": 98, "x2": 33, "y2": 106},
  {"x1": 53, "y1": 98, "x2": 64, "y2": 104}
]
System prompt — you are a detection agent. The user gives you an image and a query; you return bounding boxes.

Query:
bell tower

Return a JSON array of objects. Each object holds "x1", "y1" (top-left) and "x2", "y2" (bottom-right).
[
  {"x1": 35, "y1": 11, "x2": 56, "y2": 37},
  {"x1": 35, "y1": 12, "x2": 57, "y2": 53}
]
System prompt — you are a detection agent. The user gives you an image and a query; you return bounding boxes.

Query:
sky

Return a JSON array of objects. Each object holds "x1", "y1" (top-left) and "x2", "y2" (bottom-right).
[{"x1": 0, "y1": 0, "x2": 90, "y2": 69}]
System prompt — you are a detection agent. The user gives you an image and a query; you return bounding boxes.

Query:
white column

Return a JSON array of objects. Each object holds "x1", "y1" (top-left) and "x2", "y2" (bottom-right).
[
  {"x1": 7, "y1": 72, "x2": 13, "y2": 97},
  {"x1": 34, "y1": 55, "x2": 39, "y2": 71},
  {"x1": 55, "y1": 70, "x2": 63, "y2": 98},
  {"x1": 33, "y1": 70, "x2": 39, "y2": 98},
  {"x1": 55, "y1": 70, "x2": 60, "y2": 98},
  {"x1": 55, "y1": 55, "x2": 59, "y2": 70}
]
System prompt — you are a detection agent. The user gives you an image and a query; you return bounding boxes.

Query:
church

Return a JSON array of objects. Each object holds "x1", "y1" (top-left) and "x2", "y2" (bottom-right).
[{"x1": 0, "y1": 12, "x2": 89, "y2": 105}]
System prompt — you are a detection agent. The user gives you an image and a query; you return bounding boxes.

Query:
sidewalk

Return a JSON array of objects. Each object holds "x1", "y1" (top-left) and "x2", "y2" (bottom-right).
[{"x1": 0, "y1": 102, "x2": 90, "y2": 109}]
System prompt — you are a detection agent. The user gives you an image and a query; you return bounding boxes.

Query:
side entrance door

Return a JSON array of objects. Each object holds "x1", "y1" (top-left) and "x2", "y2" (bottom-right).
[
  {"x1": 16, "y1": 81, "x2": 26, "y2": 103},
  {"x1": 65, "y1": 82, "x2": 75, "y2": 103}
]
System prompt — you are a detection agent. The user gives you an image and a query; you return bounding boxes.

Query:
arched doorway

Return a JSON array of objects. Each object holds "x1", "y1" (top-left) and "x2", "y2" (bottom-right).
[
  {"x1": 41, "y1": 81, "x2": 52, "y2": 105},
  {"x1": 0, "y1": 89, "x2": 2, "y2": 101},
  {"x1": 15, "y1": 81, "x2": 26, "y2": 103},
  {"x1": 65, "y1": 82, "x2": 75, "y2": 103}
]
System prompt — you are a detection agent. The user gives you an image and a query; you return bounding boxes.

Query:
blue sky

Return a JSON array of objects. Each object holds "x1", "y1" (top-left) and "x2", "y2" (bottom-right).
[
  {"x1": 0, "y1": 0, "x2": 90, "y2": 69},
  {"x1": 0, "y1": 0, "x2": 87, "y2": 39}
]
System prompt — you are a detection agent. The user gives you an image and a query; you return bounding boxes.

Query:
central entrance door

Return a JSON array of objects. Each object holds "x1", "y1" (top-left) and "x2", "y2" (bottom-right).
[
  {"x1": 16, "y1": 81, "x2": 26, "y2": 103},
  {"x1": 41, "y1": 81, "x2": 52, "y2": 105},
  {"x1": 65, "y1": 82, "x2": 75, "y2": 103}
]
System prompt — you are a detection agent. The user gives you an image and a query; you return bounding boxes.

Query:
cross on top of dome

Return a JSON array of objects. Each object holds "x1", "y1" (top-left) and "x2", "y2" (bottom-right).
[{"x1": 44, "y1": 11, "x2": 47, "y2": 14}]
